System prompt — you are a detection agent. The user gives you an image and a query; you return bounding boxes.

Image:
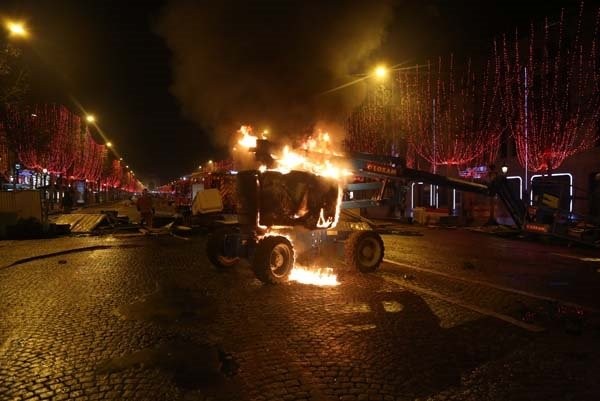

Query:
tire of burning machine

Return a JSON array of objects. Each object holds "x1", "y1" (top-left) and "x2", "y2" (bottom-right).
[
  {"x1": 345, "y1": 231, "x2": 384, "y2": 273},
  {"x1": 207, "y1": 227, "x2": 240, "y2": 268},
  {"x1": 253, "y1": 235, "x2": 295, "y2": 284}
]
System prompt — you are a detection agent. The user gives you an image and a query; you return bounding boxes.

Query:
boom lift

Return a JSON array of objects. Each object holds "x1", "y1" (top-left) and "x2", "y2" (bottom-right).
[{"x1": 206, "y1": 140, "x2": 598, "y2": 284}]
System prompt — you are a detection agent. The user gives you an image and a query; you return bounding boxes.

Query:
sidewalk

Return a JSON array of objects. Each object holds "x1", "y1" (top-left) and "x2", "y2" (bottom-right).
[{"x1": 0, "y1": 234, "x2": 140, "y2": 268}]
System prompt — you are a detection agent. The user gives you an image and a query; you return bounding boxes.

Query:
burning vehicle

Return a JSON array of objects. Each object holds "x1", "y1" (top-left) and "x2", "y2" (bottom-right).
[
  {"x1": 207, "y1": 124, "x2": 594, "y2": 286},
  {"x1": 206, "y1": 127, "x2": 383, "y2": 285}
]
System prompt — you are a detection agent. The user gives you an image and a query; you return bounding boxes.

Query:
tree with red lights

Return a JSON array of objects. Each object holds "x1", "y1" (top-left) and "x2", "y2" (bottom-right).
[
  {"x1": 71, "y1": 126, "x2": 107, "y2": 182},
  {"x1": 103, "y1": 159, "x2": 123, "y2": 188},
  {"x1": 1, "y1": 42, "x2": 28, "y2": 180},
  {"x1": 0, "y1": 125, "x2": 8, "y2": 179},
  {"x1": 397, "y1": 56, "x2": 502, "y2": 171},
  {"x1": 345, "y1": 81, "x2": 403, "y2": 156},
  {"x1": 16, "y1": 105, "x2": 78, "y2": 174},
  {"x1": 2, "y1": 104, "x2": 79, "y2": 175},
  {"x1": 498, "y1": 4, "x2": 600, "y2": 173}
]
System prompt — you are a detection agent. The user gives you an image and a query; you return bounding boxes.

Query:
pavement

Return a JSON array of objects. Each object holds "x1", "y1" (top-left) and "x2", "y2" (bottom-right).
[{"x1": 1, "y1": 224, "x2": 600, "y2": 400}]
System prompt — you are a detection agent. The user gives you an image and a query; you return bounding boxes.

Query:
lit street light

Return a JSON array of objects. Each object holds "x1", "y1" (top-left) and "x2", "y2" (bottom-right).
[
  {"x1": 86, "y1": 114, "x2": 96, "y2": 123},
  {"x1": 5, "y1": 20, "x2": 28, "y2": 38},
  {"x1": 374, "y1": 65, "x2": 388, "y2": 79},
  {"x1": 106, "y1": 141, "x2": 112, "y2": 148}
]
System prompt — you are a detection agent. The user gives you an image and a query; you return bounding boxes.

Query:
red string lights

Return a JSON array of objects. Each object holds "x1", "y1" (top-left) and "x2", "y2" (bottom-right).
[
  {"x1": 3, "y1": 104, "x2": 108, "y2": 183},
  {"x1": 397, "y1": 56, "x2": 502, "y2": 170},
  {"x1": 103, "y1": 159, "x2": 123, "y2": 188},
  {"x1": 345, "y1": 81, "x2": 402, "y2": 156},
  {"x1": 71, "y1": 126, "x2": 106, "y2": 182},
  {"x1": 1, "y1": 103, "x2": 142, "y2": 190},
  {"x1": 497, "y1": 4, "x2": 600, "y2": 172},
  {"x1": 15, "y1": 104, "x2": 79, "y2": 174},
  {"x1": 345, "y1": 55, "x2": 502, "y2": 171},
  {"x1": 0, "y1": 125, "x2": 8, "y2": 178}
]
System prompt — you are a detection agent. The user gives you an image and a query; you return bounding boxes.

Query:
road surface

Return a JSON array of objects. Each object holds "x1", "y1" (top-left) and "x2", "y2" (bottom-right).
[{"x1": 0, "y1": 227, "x2": 599, "y2": 400}]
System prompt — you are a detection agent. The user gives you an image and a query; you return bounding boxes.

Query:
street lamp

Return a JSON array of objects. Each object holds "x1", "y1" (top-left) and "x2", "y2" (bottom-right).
[
  {"x1": 374, "y1": 65, "x2": 388, "y2": 79},
  {"x1": 501, "y1": 164, "x2": 508, "y2": 175},
  {"x1": 5, "y1": 20, "x2": 29, "y2": 38},
  {"x1": 86, "y1": 114, "x2": 96, "y2": 123},
  {"x1": 106, "y1": 141, "x2": 112, "y2": 148}
]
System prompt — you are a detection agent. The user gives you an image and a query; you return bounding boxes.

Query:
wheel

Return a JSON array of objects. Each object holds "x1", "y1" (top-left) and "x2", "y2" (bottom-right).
[
  {"x1": 345, "y1": 231, "x2": 384, "y2": 273},
  {"x1": 253, "y1": 235, "x2": 295, "y2": 284},
  {"x1": 207, "y1": 227, "x2": 240, "y2": 268}
]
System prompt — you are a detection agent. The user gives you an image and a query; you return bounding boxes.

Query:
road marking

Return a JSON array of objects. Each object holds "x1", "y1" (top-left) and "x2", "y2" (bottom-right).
[
  {"x1": 380, "y1": 273, "x2": 545, "y2": 332},
  {"x1": 552, "y1": 253, "x2": 600, "y2": 263},
  {"x1": 383, "y1": 258, "x2": 600, "y2": 314}
]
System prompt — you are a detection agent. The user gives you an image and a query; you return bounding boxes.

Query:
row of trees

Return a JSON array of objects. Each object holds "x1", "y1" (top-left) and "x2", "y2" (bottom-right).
[
  {"x1": 0, "y1": 104, "x2": 141, "y2": 192},
  {"x1": 346, "y1": 4, "x2": 600, "y2": 174},
  {"x1": 1, "y1": 38, "x2": 141, "y2": 192}
]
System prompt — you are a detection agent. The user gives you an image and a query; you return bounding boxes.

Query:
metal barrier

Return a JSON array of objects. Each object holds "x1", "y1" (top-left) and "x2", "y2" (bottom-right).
[{"x1": 0, "y1": 190, "x2": 43, "y2": 222}]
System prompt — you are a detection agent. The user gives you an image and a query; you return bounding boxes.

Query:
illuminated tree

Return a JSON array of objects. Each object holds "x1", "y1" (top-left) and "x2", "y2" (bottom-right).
[
  {"x1": 345, "y1": 81, "x2": 404, "y2": 156},
  {"x1": 0, "y1": 42, "x2": 28, "y2": 179},
  {"x1": 498, "y1": 4, "x2": 600, "y2": 172},
  {"x1": 71, "y1": 126, "x2": 107, "y2": 182},
  {"x1": 0, "y1": 125, "x2": 8, "y2": 178},
  {"x1": 397, "y1": 56, "x2": 502, "y2": 171},
  {"x1": 3, "y1": 104, "x2": 80, "y2": 175},
  {"x1": 103, "y1": 159, "x2": 123, "y2": 188},
  {"x1": 19, "y1": 105, "x2": 78, "y2": 173}
]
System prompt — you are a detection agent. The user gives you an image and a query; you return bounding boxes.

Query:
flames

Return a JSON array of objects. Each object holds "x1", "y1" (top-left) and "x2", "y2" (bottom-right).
[
  {"x1": 235, "y1": 126, "x2": 351, "y2": 180},
  {"x1": 237, "y1": 125, "x2": 346, "y2": 287},
  {"x1": 237, "y1": 125, "x2": 263, "y2": 148},
  {"x1": 257, "y1": 231, "x2": 340, "y2": 287},
  {"x1": 289, "y1": 265, "x2": 339, "y2": 286},
  {"x1": 237, "y1": 126, "x2": 347, "y2": 230}
]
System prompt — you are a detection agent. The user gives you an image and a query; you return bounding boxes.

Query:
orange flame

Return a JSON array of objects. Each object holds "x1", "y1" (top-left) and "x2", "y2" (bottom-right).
[
  {"x1": 237, "y1": 125, "x2": 263, "y2": 148},
  {"x1": 257, "y1": 228, "x2": 340, "y2": 286},
  {"x1": 289, "y1": 265, "x2": 339, "y2": 286},
  {"x1": 237, "y1": 125, "x2": 348, "y2": 287}
]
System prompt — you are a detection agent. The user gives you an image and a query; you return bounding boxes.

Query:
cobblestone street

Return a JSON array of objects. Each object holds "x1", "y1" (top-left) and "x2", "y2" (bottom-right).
[{"x1": 1, "y1": 230, "x2": 599, "y2": 401}]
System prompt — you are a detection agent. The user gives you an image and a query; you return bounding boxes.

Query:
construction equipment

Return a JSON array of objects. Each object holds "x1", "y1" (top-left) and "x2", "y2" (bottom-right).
[
  {"x1": 206, "y1": 140, "x2": 598, "y2": 284},
  {"x1": 522, "y1": 178, "x2": 600, "y2": 246}
]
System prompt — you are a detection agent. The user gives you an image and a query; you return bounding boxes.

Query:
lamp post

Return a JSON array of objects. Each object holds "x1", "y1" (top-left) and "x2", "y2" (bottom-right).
[
  {"x1": 42, "y1": 168, "x2": 48, "y2": 189},
  {"x1": 5, "y1": 20, "x2": 29, "y2": 39},
  {"x1": 41, "y1": 168, "x2": 49, "y2": 218},
  {"x1": 13, "y1": 163, "x2": 20, "y2": 191}
]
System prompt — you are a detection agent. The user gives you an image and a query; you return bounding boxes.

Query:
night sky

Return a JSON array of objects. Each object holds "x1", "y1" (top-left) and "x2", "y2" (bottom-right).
[{"x1": 0, "y1": 0, "x2": 580, "y2": 185}]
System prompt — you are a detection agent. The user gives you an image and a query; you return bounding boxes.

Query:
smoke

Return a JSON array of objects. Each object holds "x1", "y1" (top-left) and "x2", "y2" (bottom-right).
[{"x1": 157, "y1": 0, "x2": 395, "y2": 145}]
